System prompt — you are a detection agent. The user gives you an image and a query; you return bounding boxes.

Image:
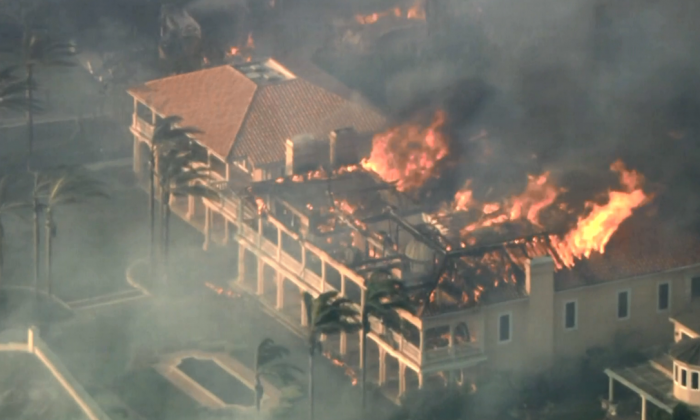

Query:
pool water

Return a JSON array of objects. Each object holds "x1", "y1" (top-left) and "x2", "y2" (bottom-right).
[{"x1": 177, "y1": 358, "x2": 254, "y2": 407}]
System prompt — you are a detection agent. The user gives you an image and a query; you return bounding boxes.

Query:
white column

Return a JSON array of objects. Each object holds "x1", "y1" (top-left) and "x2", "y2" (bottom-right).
[
  {"x1": 608, "y1": 376, "x2": 614, "y2": 402},
  {"x1": 398, "y1": 363, "x2": 406, "y2": 396},
  {"x1": 276, "y1": 273, "x2": 284, "y2": 310},
  {"x1": 641, "y1": 396, "x2": 647, "y2": 420},
  {"x1": 339, "y1": 331, "x2": 347, "y2": 355},
  {"x1": 187, "y1": 195, "x2": 194, "y2": 220},
  {"x1": 238, "y1": 245, "x2": 246, "y2": 283},
  {"x1": 378, "y1": 349, "x2": 387, "y2": 385},
  {"x1": 223, "y1": 219, "x2": 229, "y2": 245},
  {"x1": 418, "y1": 372, "x2": 424, "y2": 389},
  {"x1": 301, "y1": 299, "x2": 308, "y2": 327},
  {"x1": 276, "y1": 228, "x2": 282, "y2": 260},
  {"x1": 359, "y1": 330, "x2": 365, "y2": 369},
  {"x1": 203, "y1": 207, "x2": 211, "y2": 251}
]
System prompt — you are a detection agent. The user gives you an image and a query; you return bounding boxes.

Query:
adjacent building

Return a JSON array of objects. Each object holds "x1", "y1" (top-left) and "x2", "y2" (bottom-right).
[{"x1": 126, "y1": 58, "x2": 700, "y2": 403}]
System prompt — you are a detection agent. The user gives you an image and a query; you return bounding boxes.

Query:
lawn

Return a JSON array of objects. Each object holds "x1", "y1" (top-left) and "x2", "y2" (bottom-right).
[
  {"x1": 2, "y1": 166, "x2": 201, "y2": 303},
  {"x1": 0, "y1": 352, "x2": 89, "y2": 420}
]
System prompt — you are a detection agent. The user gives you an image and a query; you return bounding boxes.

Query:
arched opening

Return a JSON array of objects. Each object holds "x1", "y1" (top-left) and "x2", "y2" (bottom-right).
[
  {"x1": 261, "y1": 264, "x2": 277, "y2": 307},
  {"x1": 454, "y1": 322, "x2": 471, "y2": 345}
]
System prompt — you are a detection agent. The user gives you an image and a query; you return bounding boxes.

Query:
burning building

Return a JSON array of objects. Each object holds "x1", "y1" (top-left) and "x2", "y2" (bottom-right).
[{"x1": 127, "y1": 58, "x2": 700, "y2": 401}]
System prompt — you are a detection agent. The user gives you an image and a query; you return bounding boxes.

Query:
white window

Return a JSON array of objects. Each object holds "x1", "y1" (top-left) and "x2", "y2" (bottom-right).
[
  {"x1": 658, "y1": 282, "x2": 670, "y2": 311},
  {"x1": 564, "y1": 300, "x2": 577, "y2": 330},
  {"x1": 498, "y1": 313, "x2": 511, "y2": 343},
  {"x1": 682, "y1": 369, "x2": 688, "y2": 387},
  {"x1": 617, "y1": 290, "x2": 630, "y2": 320}
]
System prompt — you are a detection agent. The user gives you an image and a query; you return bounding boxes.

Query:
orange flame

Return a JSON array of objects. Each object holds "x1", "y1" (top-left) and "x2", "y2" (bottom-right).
[
  {"x1": 453, "y1": 172, "x2": 563, "y2": 235},
  {"x1": 326, "y1": 353, "x2": 358, "y2": 385},
  {"x1": 354, "y1": 0, "x2": 425, "y2": 25},
  {"x1": 255, "y1": 197, "x2": 266, "y2": 215},
  {"x1": 361, "y1": 110, "x2": 448, "y2": 191},
  {"x1": 552, "y1": 160, "x2": 651, "y2": 267}
]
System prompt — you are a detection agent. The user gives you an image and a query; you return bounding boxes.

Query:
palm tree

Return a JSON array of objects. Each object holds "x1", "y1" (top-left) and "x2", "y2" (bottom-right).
[
  {"x1": 302, "y1": 291, "x2": 360, "y2": 420},
  {"x1": 38, "y1": 167, "x2": 107, "y2": 296},
  {"x1": 156, "y1": 143, "x2": 219, "y2": 284},
  {"x1": 149, "y1": 116, "x2": 202, "y2": 271},
  {"x1": 0, "y1": 175, "x2": 25, "y2": 290},
  {"x1": 20, "y1": 29, "x2": 76, "y2": 158},
  {"x1": 0, "y1": 66, "x2": 39, "y2": 114},
  {"x1": 360, "y1": 269, "x2": 414, "y2": 412},
  {"x1": 254, "y1": 338, "x2": 302, "y2": 412}
]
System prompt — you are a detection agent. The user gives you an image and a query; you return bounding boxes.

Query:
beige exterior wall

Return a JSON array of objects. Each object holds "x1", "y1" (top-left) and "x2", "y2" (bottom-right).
[
  {"x1": 481, "y1": 299, "x2": 530, "y2": 372},
  {"x1": 470, "y1": 263, "x2": 700, "y2": 376}
]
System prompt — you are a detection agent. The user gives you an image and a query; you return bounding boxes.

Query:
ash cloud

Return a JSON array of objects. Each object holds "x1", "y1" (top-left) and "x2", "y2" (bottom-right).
[{"x1": 376, "y1": 0, "x2": 700, "y2": 230}]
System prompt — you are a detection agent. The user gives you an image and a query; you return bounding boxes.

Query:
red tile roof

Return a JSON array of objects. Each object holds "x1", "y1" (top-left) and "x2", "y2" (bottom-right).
[
  {"x1": 128, "y1": 66, "x2": 257, "y2": 159},
  {"x1": 233, "y1": 78, "x2": 386, "y2": 166},
  {"x1": 127, "y1": 62, "x2": 386, "y2": 165},
  {"x1": 555, "y1": 212, "x2": 700, "y2": 290}
]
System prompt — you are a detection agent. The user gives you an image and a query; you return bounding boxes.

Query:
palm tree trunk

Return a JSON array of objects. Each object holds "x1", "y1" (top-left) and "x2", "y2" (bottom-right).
[
  {"x1": 163, "y1": 192, "x2": 171, "y2": 284},
  {"x1": 149, "y1": 151, "x2": 156, "y2": 272},
  {"x1": 255, "y1": 373, "x2": 263, "y2": 412},
  {"x1": 26, "y1": 65, "x2": 34, "y2": 160},
  {"x1": 0, "y1": 223, "x2": 4, "y2": 293},
  {"x1": 309, "y1": 346, "x2": 315, "y2": 420},
  {"x1": 45, "y1": 208, "x2": 53, "y2": 297},
  {"x1": 32, "y1": 192, "x2": 40, "y2": 296},
  {"x1": 361, "y1": 317, "x2": 368, "y2": 412}
]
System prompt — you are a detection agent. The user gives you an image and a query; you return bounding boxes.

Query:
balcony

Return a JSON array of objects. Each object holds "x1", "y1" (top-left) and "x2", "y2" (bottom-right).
[
  {"x1": 368, "y1": 322, "x2": 485, "y2": 369},
  {"x1": 131, "y1": 115, "x2": 154, "y2": 139}
]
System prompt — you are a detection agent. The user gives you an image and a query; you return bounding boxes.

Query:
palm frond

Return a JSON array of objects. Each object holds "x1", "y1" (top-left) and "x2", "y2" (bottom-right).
[
  {"x1": 256, "y1": 338, "x2": 291, "y2": 368},
  {"x1": 259, "y1": 362, "x2": 303, "y2": 385},
  {"x1": 35, "y1": 166, "x2": 108, "y2": 207}
]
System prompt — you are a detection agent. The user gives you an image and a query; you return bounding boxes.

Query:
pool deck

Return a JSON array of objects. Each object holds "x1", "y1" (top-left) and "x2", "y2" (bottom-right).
[{"x1": 155, "y1": 350, "x2": 280, "y2": 411}]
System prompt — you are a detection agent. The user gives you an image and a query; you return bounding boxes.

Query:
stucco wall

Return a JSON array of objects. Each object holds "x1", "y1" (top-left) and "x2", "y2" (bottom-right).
[{"x1": 471, "y1": 264, "x2": 700, "y2": 375}]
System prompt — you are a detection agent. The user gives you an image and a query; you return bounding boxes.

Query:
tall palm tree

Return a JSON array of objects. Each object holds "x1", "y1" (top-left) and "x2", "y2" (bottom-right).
[
  {"x1": 254, "y1": 338, "x2": 302, "y2": 412},
  {"x1": 302, "y1": 291, "x2": 360, "y2": 420},
  {"x1": 20, "y1": 29, "x2": 76, "y2": 158},
  {"x1": 39, "y1": 167, "x2": 107, "y2": 296},
  {"x1": 0, "y1": 66, "x2": 39, "y2": 114},
  {"x1": 149, "y1": 116, "x2": 202, "y2": 271},
  {"x1": 0, "y1": 175, "x2": 25, "y2": 290},
  {"x1": 156, "y1": 143, "x2": 219, "y2": 284},
  {"x1": 360, "y1": 269, "x2": 414, "y2": 412}
]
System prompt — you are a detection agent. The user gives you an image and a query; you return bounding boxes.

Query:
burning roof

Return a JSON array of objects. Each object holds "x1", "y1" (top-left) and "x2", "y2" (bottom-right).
[{"x1": 242, "y1": 98, "x2": 700, "y2": 314}]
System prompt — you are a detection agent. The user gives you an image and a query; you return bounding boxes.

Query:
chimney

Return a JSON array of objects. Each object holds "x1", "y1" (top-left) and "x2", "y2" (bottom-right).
[
  {"x1": 329, "y1": 128, "x2": 361, "y2": 169},
  {"x1": 285, "y1": 134, "x2": 330, "y2": 176},
  {"x1": 524, "y1": 256, "x2": 555, "y2": 372}
]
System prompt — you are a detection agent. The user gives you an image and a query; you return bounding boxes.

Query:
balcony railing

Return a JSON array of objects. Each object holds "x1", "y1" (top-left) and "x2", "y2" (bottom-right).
[
  {"x1": 132, "y1": 115, "x2": 154, "y2": 138},
  {"x1": 198, "y1": 189, "x2": 487, "y2": 367}
]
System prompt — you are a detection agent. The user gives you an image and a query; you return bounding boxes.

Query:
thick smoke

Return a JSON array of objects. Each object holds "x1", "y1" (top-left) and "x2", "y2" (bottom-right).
[{"x1": 380, "y1": 0, "x2": 700, "y2": 232}]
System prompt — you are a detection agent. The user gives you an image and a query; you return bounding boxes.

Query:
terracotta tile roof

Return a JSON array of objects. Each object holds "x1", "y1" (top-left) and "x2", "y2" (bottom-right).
[
  {"x1": 127, "y1": 66, "x2": 258, "y2": 159},
  {"x1": 555, "y1": 213, "x2": 700, "y2": 290},
  {"x1": 128, "y1": 63, "x2": 386, "y2": 166},
  {"x1": 232, "y1": 78, "x2": 386, "y2": 166}
]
